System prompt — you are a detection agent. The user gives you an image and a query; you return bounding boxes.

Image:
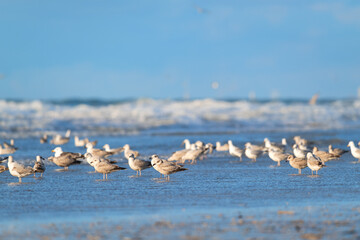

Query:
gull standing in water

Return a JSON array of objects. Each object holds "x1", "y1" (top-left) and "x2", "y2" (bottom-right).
[
  {"x1": 216, "y1": 141, "x2": 229, "y2": 151},
  {"x1": 86, "y1": 142, "x2": 114, "y2": 158},
  {"x1": 264, "y1": 138, "x2": 285, "y2": 153},
  {"x1": 181, "y1": 145, "x2": 208, "y2": 164},
  {"x1": 244, "y1": 142, "x2": 263, "y2": 162},
  {"x1": 287, "y1": 155, "x2": 307, "y2": 174},
  {"x1": 228, "y1": 140, "x2": 244, "y2": 161},
  {"x1": 50, "y1": 130, "x2": 71, "y2": 145},
  {"x1": 312, "y1": 146, "x2": 338, "y2": 162},
  {"x1": 103, "y1": 144, "x2": 124, "y2": 155},
  {"x1": 33, "y1": 156, "x2": 46, "y2": 177},
  {"x1": 123, "y1": 144, "x2": 139, "y2": 160},
  {"x1": 307, "y1": 152, "x2": 325, "y2": 175},
  {"x1": 347, "y1": 141, "x2": 360, "y2": 162},
  {"x1": 128, "y1": 153, "x2": 152, "y2": 176},
  {"x1": 268, "y1": 148, "x2": 289, "y2": 166},
  {"x1": 328, "y1": 145, "x2": 348, "y2": 156},
  {"x1": 91, "y1": 158, "x2": 126, "y2": 180},
  {"x1": 150, "y1": 154, "x2": 187, "y2": 180},
  {"x1": 40, "y1": 134, "x2": 48, "y2": 144},
  {"x1": 0, "y1": 142, "x2": 18, "y2": 155},
  {"x1": 50, "y1": 147, "x2": 83, "y2": 170},
  {"x1": 7, "y1": 156, "x2": 35, "y2": 183}
]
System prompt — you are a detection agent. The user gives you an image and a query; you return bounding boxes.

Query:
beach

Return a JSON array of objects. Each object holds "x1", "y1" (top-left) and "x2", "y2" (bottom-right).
[{"x1": 1, "y1": 99, "x2": 360, "y2": 239}]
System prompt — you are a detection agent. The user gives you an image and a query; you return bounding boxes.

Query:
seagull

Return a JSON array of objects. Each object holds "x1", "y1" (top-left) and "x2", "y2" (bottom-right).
[
  {"x1": 307, "y1": 152, "x2": 325, "y2": 175},
  {"x1": 91, "y1": 158, "x2": 126, "y2": 180},
  {"x1": 0, "y1": 141, "x2": 18, "y2": 155},
  {"x1": 347, "y1": 141, "x2": 360, "y2": 162},
  {"x1": 50, "y1": 130, "x2": 71, "y2": 145},
  {"x1": 33, "y1": 156, "x2": 46, "y2": 177},
  {"x1": 181, "y1": 139, "x2": 192, "y2": 150},
  {"x1": 84, "y1": 153, "x2": 116, "y2": 171},
  {"x1": 268, "y1": 148, "x2": 289, "y2": 166},
  {"x1": 0, "y1": 156, "x2": 9, "y2": 163},
  {"x1": 328, "y1": 145, "x2": 348, "y2": 156},
  {"x1": 7, "y1": 156, "x2": 35, "y2": 183},
  {"x1": 150, "y1": 154, "x2": 187, "y2": 180},
  {"x1": 287, "y1": 155, "x2": 307, "y2": 174},
  {"x1": 244, "y1": 142, "x2": 263, "y2": 162},
  {"x1": 40, "y1": 134, "x2": 48, "y2": 144},
  {"x1": 293, "y1": 144, "x2": 310, "y2": 159},
  {"x1": 181, "y1": 145, "x2": 208, "y2": 164},
  {"x1": 74, "y1": 136, "x2": 88, "y2": 147},
  {"x1": 168, "y1": 148, "x2": 190, "y2": 162},
  {"x1": 50, "y1": 147, "x2": 83, "y2": 170},
  {"x1": 86, "y1": 142, "x2": 114, "y2": 158},
  {"x1": 228, "y1": 140, "x2": 244, "y2": 161},
  {"x1": 264, "y1": 138, "x2": 285, "y2": 152},
  {"x1": 102, "y1": 144, "x2": 124, "y2": 155},
  {"x1": 312, "y1": 146, "x2": 338, "y2": 162},
  {"x1": 216, "y1": 141, "x2": 229, "y2": 151},
  {"x1": 123, "y1": 144, "x2": 139, "y2": 160},
  {"x1": 128, "y1": 153, "x2": 152, "y2": 176}
]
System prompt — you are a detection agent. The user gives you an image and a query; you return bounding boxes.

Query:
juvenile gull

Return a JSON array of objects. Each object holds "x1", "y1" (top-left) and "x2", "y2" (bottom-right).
[
  {"x1": 7, "y1": 156, "x2": 35, "y2": 183},
  {"x1": 264, "y1": 138, "x2": 285, "y2": 153},
  {"x1": 347, "y1": 141, "x2": 360, "y2": 162},
  {"x1": 123, "y1": 144, "x2": 139, "y2": 160},
  {"x1": 307, "y1": 152, "x2": 325, "y2": 175},
  {"x1": 0, "y1": 142, "x2": 17, "y2": 155},
  {"x1": 50, "y1": 130, "x2": 71, "y2": 145},
  {"x1": 86, "y1": 142, "x2": 114, "y2": 158},
  {"x1": 103, "y1": 144, "x2": 124, "y2": 155},
  {"x1": 216, "y1": 141, "x2": 229, "y2": 151},
  {"x1": 244, "y1": 142, "x2": 263, "y2": 162},
  {"x1": 312, "y1": 146, "x2": 338, "y2": 162},
  {"x1": 91, "y1": 158, "x2": 126, "y2": 180},
  {"x1": 84, "y1": 153, "x2": 116, "y2": 171},
  {"x1": 50, "y1": 147, "x2": 83, "y2": 170},
  {"x1": 33, "y1": 156, "x2": 46, "y2": 177},
  {"x1": 168, "y1": 149, "x2": 189, "y2": 162},
  {"x1": 268, "y1": 148, "x2": 289, "y2": 166},
  {"x1": 181, "y1": 146, "x2": 208, "y2": 164},
  {"x1": 228, "y1": 140, "x2": 244, "y2": 161},
  {"x1": 40, "y1": 134, "x2": 48, "y2": 144},
  {"x1": 150, "y1": 154, "x2": 187, "y2": 180},
  {"x1": 287, "y1": 155, "x2": 307, "y2": 174},
  {"x1": 128, "y1": 153, "x2": 152, "y2": 176},
  {"x1": 328, "y1": 145, "x2": 348, "y2": 156}
]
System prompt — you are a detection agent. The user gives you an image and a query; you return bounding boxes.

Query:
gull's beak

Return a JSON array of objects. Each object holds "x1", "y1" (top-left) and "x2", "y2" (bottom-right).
[
  {"x1": 51, "y1": 150, "x2": 55, "y2": 152},
  {"x1": 347, "y1": 144, "x2": 350, "y2": 147}
]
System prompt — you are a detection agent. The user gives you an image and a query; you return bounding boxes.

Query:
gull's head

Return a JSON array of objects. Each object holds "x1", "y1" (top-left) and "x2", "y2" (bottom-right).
[
  {"x1": 123, "y1": 144, "x2": 130, "y2": 150},
  {"x1": 287, "y1": 155, "x2": 294, "y2": 161},
  {"x1": 244, "y1": 142, "x2": 251, "y2": 148},
  {"x1": 52, "y1": 147, "x2": 62, "y2": 153},
  {"x1": 293, "y1": 136, "x2": 301, "y2": 142},
  {"x1": 149, "y1": 154, "x2": 158, "y2": 160},
  {"x1": 85, "y1": 142, "x2": 94, "y2": 149},
  {"x1": 347, "y1": 141, "x2": 354, "y2": 148},
  {"x1": 92, "y1": 158, "x2": 100, "y2": 165},
  {"x1": 264, "y1": 138, "x2": 269, "y2": 143},
  {"x1": 312, "y1": 146, "x2": 318, "y2": 153},
  {"x1": 128, "y1": 153, "x2": 135, "y2": 159},
  {"x1": 282, "y1": 138, "x2": 287, "y2": 145},
  {"x1": 151, "y1": 157, "x2": 162, "y2": 167},
  {"x1": 36, "y1": 156, "x2": 42, "y2": 162},
  {"x1": 65, "y1": 130, "x2": 71, "y2": 137},
  {"x1": 103, "y1": 144, "x2": 110, "y2": 151},
  {"x1": 228, "y1": 140, "x2": 233, "y2": 146}
]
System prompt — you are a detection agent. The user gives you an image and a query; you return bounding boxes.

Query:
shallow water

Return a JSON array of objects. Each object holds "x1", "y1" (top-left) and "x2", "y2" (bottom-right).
[{"x1": 1, "y1": 99, "x2": 360, "y2": 239}]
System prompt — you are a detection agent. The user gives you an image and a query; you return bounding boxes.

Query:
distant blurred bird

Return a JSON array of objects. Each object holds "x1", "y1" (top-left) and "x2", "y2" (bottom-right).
[
  {"x1": 50, "y1": 130, "x2": 71, "y2": 145},
  {"x1": 40, "y1": 134, "x2": 48, "y2": 144},
  {"x1": 33, "y1": 155, "x2": 46, "y2": 177}
]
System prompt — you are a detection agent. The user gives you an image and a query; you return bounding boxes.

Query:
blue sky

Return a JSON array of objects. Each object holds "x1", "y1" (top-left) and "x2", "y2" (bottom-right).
[{"x1": 1, "y1": 0, "x2": 360, "y2": 100}]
